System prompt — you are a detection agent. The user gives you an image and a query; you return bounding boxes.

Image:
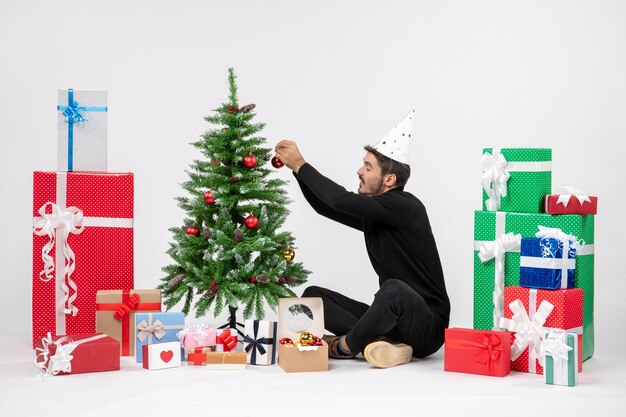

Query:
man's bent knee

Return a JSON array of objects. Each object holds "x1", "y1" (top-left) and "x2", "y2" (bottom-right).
[
  {"x1": 301, "y1": 285, "x2": 324, "y2": 298},
  {"x1": 377, "y1": 279, "x2": 414, "y2": 299}
]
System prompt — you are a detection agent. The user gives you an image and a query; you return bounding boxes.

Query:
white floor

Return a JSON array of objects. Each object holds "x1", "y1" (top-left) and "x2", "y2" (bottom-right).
[{"x1": 1, "y1": 336, "x2": 625, "y2": 416}]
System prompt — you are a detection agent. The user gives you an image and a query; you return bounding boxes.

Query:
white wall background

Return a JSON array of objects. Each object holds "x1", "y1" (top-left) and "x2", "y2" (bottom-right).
[{"x1": 1, "y1": 0, "x2": 624, "y2": 355}]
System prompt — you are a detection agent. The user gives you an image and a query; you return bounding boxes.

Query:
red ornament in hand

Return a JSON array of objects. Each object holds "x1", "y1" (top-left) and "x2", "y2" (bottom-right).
[
  {"x1": 249, "y1": 277, "x2": 257, "y2": 283},
  {"x1": 242, "y1": 154, "x2": 257, "y2": 168},
  {"x1": 244, "y1": 215, "x2": 259, "y2": 229},
  {"x1": 271, "y1": 156, "x2": 284, "y2": 169},
  {"x1": 204, "y1": 191, "x2": 215, "y2": 205},
  {"x1": 185, "y1": 226, "x2": 200, "y2": 237}
]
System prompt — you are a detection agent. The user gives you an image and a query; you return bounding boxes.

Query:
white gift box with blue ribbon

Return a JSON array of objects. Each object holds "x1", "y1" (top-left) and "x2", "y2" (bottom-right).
[{"x1": 57, "y1": 89, "x2": 108, "y2": 172}]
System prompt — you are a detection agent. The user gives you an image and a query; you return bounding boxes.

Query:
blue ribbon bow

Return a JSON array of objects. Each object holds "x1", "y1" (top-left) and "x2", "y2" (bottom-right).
[{"x1": 61, "y1": 97, "x2": 87, "y2": 124}]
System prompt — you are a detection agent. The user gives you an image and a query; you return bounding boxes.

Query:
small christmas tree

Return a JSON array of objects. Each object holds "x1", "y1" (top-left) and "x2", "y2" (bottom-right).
[{"x1": 159, "y1": 68, "x2": 310, "y2": 327}]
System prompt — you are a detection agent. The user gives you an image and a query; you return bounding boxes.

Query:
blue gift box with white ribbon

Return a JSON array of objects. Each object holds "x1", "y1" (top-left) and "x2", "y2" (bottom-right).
[
  {"x1": 57, "y1": 88, "x2": 108, "y2": 172},
  {"x1": 135, "y1": 312, "x2": 185, "y2": 362},
  {"x1": 519, "y1": 237, "x2": 576, "y2": 290}
]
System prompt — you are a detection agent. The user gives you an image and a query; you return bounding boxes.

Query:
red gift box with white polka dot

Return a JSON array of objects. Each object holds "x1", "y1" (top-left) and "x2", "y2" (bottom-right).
[
  {"x1": 32, "y1": 171, "x2": 134, "y2": 348},
  {"x1": 504, "y1": 286, "x2": 583, "y2": 374}
]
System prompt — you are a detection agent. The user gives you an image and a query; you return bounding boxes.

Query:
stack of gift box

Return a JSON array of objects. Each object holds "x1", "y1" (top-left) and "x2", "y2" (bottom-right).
[
  {"x1": 31, "y1": 89, "x2": 330, "y2": 376},
  {"x1": 33, "y1": 88, "x2": 133, "y2": 375},
  {"x1": 444, "y1": 148, "x2": 597, "y2": 387}
]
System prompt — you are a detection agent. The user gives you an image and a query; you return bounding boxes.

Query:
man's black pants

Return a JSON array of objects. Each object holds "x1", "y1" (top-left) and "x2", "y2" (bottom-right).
[{"x1": 302, "y1": 279, "x2": 446, "y2": 358}]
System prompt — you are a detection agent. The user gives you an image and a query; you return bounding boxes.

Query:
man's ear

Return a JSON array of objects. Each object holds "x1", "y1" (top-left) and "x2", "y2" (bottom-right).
[{"x1": 384, "y1": 173, "x2": 397, "y2": 188}]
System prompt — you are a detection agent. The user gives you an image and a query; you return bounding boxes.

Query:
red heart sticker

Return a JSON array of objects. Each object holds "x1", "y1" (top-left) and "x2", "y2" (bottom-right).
[{"x1": 160, "y1": 350, "x2": 174, "y2": 363}]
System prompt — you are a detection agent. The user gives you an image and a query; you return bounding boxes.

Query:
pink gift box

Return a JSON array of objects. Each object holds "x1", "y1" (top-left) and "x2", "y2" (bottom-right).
[{"x1": 177, "y1": 325, "x2": 217, "y2": 349}]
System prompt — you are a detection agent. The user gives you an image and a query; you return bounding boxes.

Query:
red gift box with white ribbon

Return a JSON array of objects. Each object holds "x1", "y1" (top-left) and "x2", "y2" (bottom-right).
[
  {"x1": 32, "y1": 171, "x2": 134, "y2": 348},
  {"x1": 35, "y1": 333, "x2": 120, "y2": 376},
  {"x1": 544, "y1": 187, "x2": 597, "y2": 215},
  {"x1": 500, "y1": 286, "x2": 583, "y2": 374}
]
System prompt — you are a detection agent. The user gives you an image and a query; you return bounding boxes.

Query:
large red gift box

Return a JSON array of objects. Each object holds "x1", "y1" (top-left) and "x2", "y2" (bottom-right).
[
  {"x1": 444, "y1": 328, "x2": 513, "y2": 377},
  {"x1": 35, "y1": 333, "x2": 120, "y2": 376},
  {"x1": 544, "y1": 194, "x2": 597, "y2": 215},
  {"x1": 503, "y1": 286, "x2": 583, "y2": 374},
  {"x1": 32, "y1": 171, "x2": 134, "y2": 347}
]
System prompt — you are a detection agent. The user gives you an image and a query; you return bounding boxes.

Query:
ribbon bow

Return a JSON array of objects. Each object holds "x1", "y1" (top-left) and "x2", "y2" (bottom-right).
[
  {"x1": 536, "y1": 226, "x2": 583, "y2": 257},
  {"x1": 556, "y1": 186, "x2": 592, "y2": 208},
  {"x1": 136, "y1": 319, "x2": 166, "y2": 342},
  {"x1": 244, "y1": 335, "x2": 268, "y2": 356},
  {"x1": 113, "y1": 293, "x2": 141, "y2": 320},
  {"x1": 177, "y1": 324, "x2": 214, "y2": 347},
  {"x1": 243, "y1": 321, "x2": 275, "y2": 364},
  {"x1": 472, "y1": 333, "x2": 504, "y2": 369},
  {"x1": 33, "y1": 202, "x2": 85, "y2": 316},
  {"x1": 481, "y1": 149, "x2": 510, "y2": 211},
  {"x1": 217, "y1": 329, "x2": 238, "y2": 352},
  {"x1": 499, "y1": 299, "x2": 554, "y2": 368},
  {"x1": 478, "y1": 232, "x2": 521, "y2": 330},
  {"x1": 535, "y1": 226, "x2": 582, "y2": 289},
  {"x1": 62, "y1": 98, "x2": 87, "y2": 125},
  {"x1": 542, "y1": 330, "x2": 573, "y2": 362},
  {"x1": 34, "y1": 333, "x2": 77, "y2": 376}
]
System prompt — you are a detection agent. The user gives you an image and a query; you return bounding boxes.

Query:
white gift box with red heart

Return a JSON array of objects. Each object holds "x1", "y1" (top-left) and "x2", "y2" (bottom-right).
[{"x1": 142, "y1": 341, "x2": 181, "y2": 370}]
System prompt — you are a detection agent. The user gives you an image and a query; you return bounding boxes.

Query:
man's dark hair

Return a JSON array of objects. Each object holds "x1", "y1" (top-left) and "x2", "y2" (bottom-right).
[{"x1": 364, "y1": 145, "x2": 411, "y2": 188}]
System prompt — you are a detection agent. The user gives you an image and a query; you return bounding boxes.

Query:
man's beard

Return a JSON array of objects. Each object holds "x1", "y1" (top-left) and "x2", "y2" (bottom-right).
[{"x1": 358, "y1": 176, "x2": 385, "y2": 196}]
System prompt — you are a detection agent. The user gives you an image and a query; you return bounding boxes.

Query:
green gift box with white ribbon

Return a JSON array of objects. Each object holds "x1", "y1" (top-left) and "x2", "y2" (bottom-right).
[
  {"x1": 482, "y1": 148, "x2": 552, "y2": 213},
  {"x1": 473, "y1": 210, "x2": 595, "y2": 360},
  {"x1": 543, "y1": 331, "x2": 579, "y2": 387}
]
